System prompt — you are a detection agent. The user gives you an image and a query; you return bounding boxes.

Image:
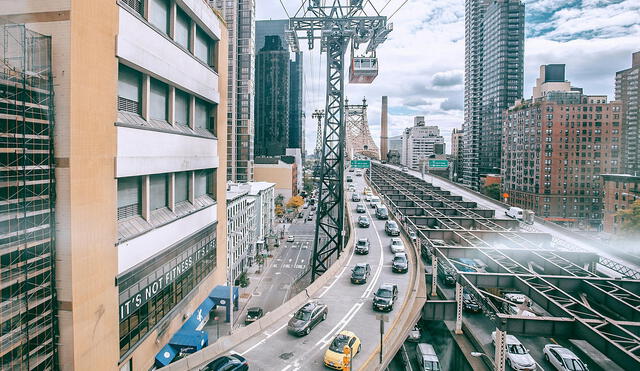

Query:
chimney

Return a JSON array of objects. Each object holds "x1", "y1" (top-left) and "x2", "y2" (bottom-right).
[{"x1": 380, "y1": 96, "x2": 388, "y2": 161}]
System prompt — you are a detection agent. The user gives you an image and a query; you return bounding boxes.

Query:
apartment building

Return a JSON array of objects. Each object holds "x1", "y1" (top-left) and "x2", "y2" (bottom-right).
[
  {"x1": 247, "y1": 181, "x2": 276, "y2": 252},
  {"x1": 615, "y1": 51, "x2": 640, "y2": 175},
  {"x1": 601, "y1": 174, "x2": 640, "y2": 235},
  {"x1": 254, "y1": 156, "x2": 298, "y2": 200},
  {"x1": 0, "y1": 1, "x2": 228, "y2": 369},
  {"x1": 401, "y1": 118, "x2": 446, "y2": 170},
  {"x1": 227, "y1": 185, "x2": 256, "y2": 283},
  {"x1": 502, "y1": 65, "x2": 622, "y2": 229},
  {"x1": 451, "y1": 128, "x2": 464, "y2": 182}
]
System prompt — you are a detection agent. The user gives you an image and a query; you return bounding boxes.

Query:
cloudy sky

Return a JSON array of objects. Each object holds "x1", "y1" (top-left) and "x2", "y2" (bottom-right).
[{"x1": 256, "y1": 0, "x2": 640, "y2": 154}]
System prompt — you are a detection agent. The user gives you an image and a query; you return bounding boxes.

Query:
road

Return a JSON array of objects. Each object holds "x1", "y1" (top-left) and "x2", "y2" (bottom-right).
[{"x1": 227, "y1": 174, "x2": 414, "y2": 370}]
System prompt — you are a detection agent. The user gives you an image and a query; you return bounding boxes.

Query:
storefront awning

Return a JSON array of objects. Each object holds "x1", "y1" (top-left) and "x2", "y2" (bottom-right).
[
  {"x1": 155, "y1": 344, "x2": 177, "y2": 367},
  {"x1": 170, "y1": 330, "x2": 208, "y2": 349}
]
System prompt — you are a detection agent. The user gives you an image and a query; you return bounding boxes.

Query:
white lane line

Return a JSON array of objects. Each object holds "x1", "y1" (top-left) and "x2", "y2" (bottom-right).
[
  {"x1": 362, "y1": 204, "x2": 385, "y2": 299},
  {"x1": 238, "y1": 322, "x2": 288, "y2": 356},
  {"x1": 315, "y1": 302, "x2": 364, "y2": 347},
  {"x1": 318, "y1": 245, "x2": 355, "y2": 299}
]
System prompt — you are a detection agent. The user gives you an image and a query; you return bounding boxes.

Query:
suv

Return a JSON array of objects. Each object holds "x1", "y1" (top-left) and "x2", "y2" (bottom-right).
[
  {"x1": 350, "y1": 263, "x2": 371, "y2": 284},
  {"x1": 355, "y1": 238, "x2": 370, "y2": 254},
  {"x1": 375, "y1": 206, "x2": 389, "y2": 220},
  {"x1": 358, "y1": 216, "x2": 370, "y2": 228},
  {"x1": 373, "y1": 283, "x2": 398, "y2": 312},
  {"x1": 351, "y1": 193, "x2": 361, "y2": 202},
  {"x1": 385, "y1": 221, "x2": 400, "y2": 236},
  {"x1": 389, "y1": 238, "x2": 405, "y2": 253},
  {"x1": 287, "y1": 301, "x2": 328, "y2": 336},
  {"x1": 392, "y1": 253, "x2": 408, "y2": 273},
  {"x1": 491, "y1": 332, "x2": 536, "y2": 371},
  {"x1": 245, "y1": 307, "x2": 264, "y2": 325},
  {"x1": 356, "y1": 203, "x2": 366, "y2": 213}
]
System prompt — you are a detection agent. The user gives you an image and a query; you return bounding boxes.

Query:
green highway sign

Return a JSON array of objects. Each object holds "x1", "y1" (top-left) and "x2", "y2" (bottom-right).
[
  {"x1": 350, "y1": 160, "x2": 371, "y2": 169},
  {"x1": 428, "y1": 159, "x2": 449, "y2": 168}
]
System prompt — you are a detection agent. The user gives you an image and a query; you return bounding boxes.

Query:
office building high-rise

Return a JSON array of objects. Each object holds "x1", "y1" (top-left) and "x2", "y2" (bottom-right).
[
  {"x1": 451, "y1": 128, "x2": 464, "y2": 182},
  {"x1": 615, "y1": 51, "x2": 640, "y2": 175},
  {"x1": 463, "y1": 0, "x2": 525, "y2": 190},
  {"x1": 401, "y1": 119, "x2": 446, "y2": 170},
  {"x1": 212, "y1": 0, "x2": 256, "y2": 182}
]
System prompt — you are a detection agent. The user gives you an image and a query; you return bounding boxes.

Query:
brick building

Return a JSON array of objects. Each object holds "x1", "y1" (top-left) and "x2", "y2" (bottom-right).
[
  {"x1": 502, "y1": 65, "x2": 623, "y2": 229},
  {"x1": 601, "y1": 174, "x2": 640, "y2": 235}
]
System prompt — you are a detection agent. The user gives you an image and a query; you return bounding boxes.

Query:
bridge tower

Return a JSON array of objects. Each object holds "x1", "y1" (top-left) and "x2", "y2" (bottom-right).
[{"x1": 345, "y1": 97, "x2": 379, "y2": 160}]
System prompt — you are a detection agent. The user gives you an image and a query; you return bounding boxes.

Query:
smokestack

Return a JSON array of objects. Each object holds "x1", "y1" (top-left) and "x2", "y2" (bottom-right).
[{"x1": 380, "y1": 96, "x2": 388, "y2": 161}]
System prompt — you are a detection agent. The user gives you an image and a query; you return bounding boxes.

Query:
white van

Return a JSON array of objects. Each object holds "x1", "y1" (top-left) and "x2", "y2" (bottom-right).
[
  {"x1": 505, "y1": 207, "x2": 524, "y2": 220},
  {"x1": 416, "y1": 343, "x2": 441, "y2": 371}
]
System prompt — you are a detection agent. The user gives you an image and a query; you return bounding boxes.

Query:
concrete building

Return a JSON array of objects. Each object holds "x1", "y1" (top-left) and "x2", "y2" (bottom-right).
[
  {"x1": 0, "y1": 2, "x2": 228, "y2": 369},
  {"x1": 463, "y1": 0, "x2": 525, "y2": 190},
  {"x1": 211, "y1": 0, "x2": 256, "y2": 182},
  {"x1": 601, "y1": 174, "x2": 640, "y2": 235},
  {"x1": 226, "y1": 184, "x2": 256, "y2": 283},
  {"x1": 451, "y1": 128, "x2": 464, "y2": 182},
  {"x1": 388, "y1": 135, "x2": 403, "y2": 154},
  {"x1": 286, "y1": 147, "x2": 304, "y2": 192},
  {"x1": 254, "y1": 156, "x2": 298, "y2": 200},
  {"x1": 246, "y1": 181, "x2": 276, "y2": 253},
  {"x1": 502, "y1": 66, "x2": 622, "y2": 229},
  {"x1": 401, "y1": 119, "x2": 446, "y2": 170},
  {"x1": 615, "y1": 51, "x2": 640, "y2": 175}
]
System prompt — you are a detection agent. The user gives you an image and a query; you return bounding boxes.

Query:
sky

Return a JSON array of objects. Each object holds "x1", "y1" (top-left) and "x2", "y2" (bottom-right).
[{"x1": 256, "y1": 0, "x2": 640, "y2": 154}]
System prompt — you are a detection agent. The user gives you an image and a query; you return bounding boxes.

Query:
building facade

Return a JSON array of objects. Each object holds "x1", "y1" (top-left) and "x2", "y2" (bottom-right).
[
  {"x1": 254, "y1": 35, "x2": 290, "y2": 157},
  {"x1": 211, "y1": 0, "x2": 255, "y2": 183},
  {"x1": 401, "y1": 119, "x2": 446, "y2": 170},
  {"x1": 247, "y1": 182, "x2": 276, "y2": 250},
  {"x1": 1, "y1": 2, "x2": 228, "y2": 369},
  {"x1": 601, "y1": 174, "x2": 640, "y2": 235},
  {"x1": 451, "y1": 128, "x2": 464, "y2": 182},
  {"x1": 254, "y1": 156, "x2": 298, "y2": 200},
  {"x1": 502, "y1": 66, "x2": 622, "y2": 229},
  {"x1": 615, "y1": 51, "x2": 640, "y2": 175},
  {"x1": 226, "y1": 185, "x2": 256, "y2": 283}
]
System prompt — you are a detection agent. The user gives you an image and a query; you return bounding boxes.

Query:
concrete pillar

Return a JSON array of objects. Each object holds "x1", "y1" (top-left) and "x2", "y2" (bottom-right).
[
  {"x1": 188, "y1": 171, "x2": 195, "y2": 204},
  {"x1": 141, "y1": 175, "x2": 150, "y2": 221},
  {"x1": 141, "y1": 74, "x2": 150, "y2": 120},
  {"x1": 380, "y1": 96, "x2": 388, "y2": 161},
  {"x1": 168, "y1": 173, "x2": 175, "y2": 211},
  {"x1": 189, "y1": 95, "x2": 196, "y2": 129},
  {"x1": 431, "y1": 256, "x2": 438, "y2": 297},
  {"x1": 455, "y1": 282, "x2": 463, "y2": 334},
  {"x1": 168, "y1": 86, "x2": 176, "y2": 125},
  {"x1": 494, "y1": 328, "x2": 507, "y2": 371}
]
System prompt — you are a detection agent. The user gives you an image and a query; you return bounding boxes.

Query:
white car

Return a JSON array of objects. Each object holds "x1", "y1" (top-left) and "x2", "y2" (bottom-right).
[
  {"x1": 365, "y1": 195, "x2": 372, "y2": 202},
  {"x1": 407, "y1": 326, "x2": 421, "y2": 342},
  {"x1": 491, "y1": 332, "x2": 536, "y2": 371},
  {"x1": 543, "y1": 344, "x2": 588, "y2": 371},
  {"x1": 287, "y1": 235, "x2": 295, "y2": 242},
  {"x1": 390, "y1": 238, "x2": 405, "y2": 254}
]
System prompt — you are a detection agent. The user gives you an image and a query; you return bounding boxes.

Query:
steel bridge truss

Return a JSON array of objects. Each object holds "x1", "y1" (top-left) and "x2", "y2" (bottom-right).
[
  {"x1": 345, "y1": 98, "x2": 379, "y2": 160},
  {"x1": 369, "y1": 164, "x2": 640, "y2": 369}
]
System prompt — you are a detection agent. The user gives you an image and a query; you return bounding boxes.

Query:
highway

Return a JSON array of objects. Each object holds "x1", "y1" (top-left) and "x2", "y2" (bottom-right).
[{"x1": 227, "y1": 174, "x2": 414, "y2": 370}]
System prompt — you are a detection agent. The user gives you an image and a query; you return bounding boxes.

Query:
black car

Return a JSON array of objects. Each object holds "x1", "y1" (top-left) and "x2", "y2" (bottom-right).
[
  {"x1": 437, "y1": 264, "x2": 456, "y2": 287},
  {"x1": 346, "y1": 176, "x2": 353, "y2": 182},
  {"x1": 462, "y1": 290, "x2": 481, "y2": 313},
  {"x1": 373, "y1": 283, "x2": 398, "y2": 311},
  {"x1": 351, "y1": 263, "x2": 371, "y2": 284},
  {"x1": 375, "y1": 206, "x2": 389, "y2": 220},
  {"x1": 392, "y1": 253, "x2": 408, "y2": 273},
  {"x1": 201, "y1": 354, "x2": 248, "y2": 371},
  {"x1": 244, "y1": 307, "x2": 264, "y2": 325},
  {"x1": 287, "y1": 301, "x2": 328, "y2": 336},
  {"x1": 355, "y1": 238, "x2": 370, "y2": 254},
  {"x1": 384, "y1": 220, "x2": 400, "y2": 236},
  {"x1": 356, "y1": 203, "x2": 366, "y2": 213},
  {"x1": 358, "y1": 216, "x2": 370, "y2": 228},
  {"x1": 351, "y1": 193, "x2": 361, "y2": 202}
]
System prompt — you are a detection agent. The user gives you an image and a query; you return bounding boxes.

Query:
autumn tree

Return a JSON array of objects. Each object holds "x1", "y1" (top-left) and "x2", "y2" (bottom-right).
[
  {"x1": 617, "y1": 199, "x2": 640, "y2": 236},
  {"x1": 286, "y1": 195, "x2": 305, "y2": 210}
]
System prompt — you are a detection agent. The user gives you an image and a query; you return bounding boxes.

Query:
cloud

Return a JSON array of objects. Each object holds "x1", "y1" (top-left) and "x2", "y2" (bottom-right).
[
  {"x1": 440, "y1": 97, "x2": 462, "y2": 111},
  {"x1": 432, "y1": 70, "x2": 463, "y2": 87}
]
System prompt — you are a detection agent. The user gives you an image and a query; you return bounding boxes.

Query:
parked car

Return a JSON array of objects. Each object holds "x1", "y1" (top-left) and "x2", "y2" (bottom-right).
[
  {"x1": 287, "y1": 301, "x2": 328, "y2": 336},
  {"x1": 287, "y1": 235, "x2": 295, "y2": 242},
  {"x1": 407, "y1": 326, "x2": 421, "y2": 342},
  {"x1": 416, "y1": 343, "x2": 441, "y2": 371},
  {"x1": 358, "y1": 216, "x2": 370, "y2": 228},
  {"x1": 324, "y1": 331, "x2": 361, "y2": 370},
  {"x1": 351, "y1": 193, "x2": 361, "y2": 202},
  {"x1": 200, "y1": 354, "x2": 248, "y2": 371},
  {"x1": 373, "y1": 283, "x2": 398, "y2": 312},
  {"x1": 385, "y1": 221, "x2": 400, "y2": 236},
  {"x1": 356, "y1": 203, "x2": 366, "y2": 213},
  {"x1": 390, "y1": 238, "x2": 405, "y2": 253},
  {"x1": 543, "y1": 344, "x2": 588, "y2": 371},
  {"x1": 392, "y1": 253, "x2": 408, "y2": 273},
  {"x1": 351, "y1": 263, "x2": 371, "y2": 284},
  {"x1": 375, "y1": 206, "x2": 389, "y2": 220},
  {"x1": 245, "y1": 307, "x2": 264, "y2": 325},
  {"x1": 355, "y1": 238, "x2": 370, "y2": 255},
  {"x1": 462, "y1": 289, "x2": 481, "y2": 313},
  {"x1": 491, "y1": 332, "x2": 536, "y2": 371}
]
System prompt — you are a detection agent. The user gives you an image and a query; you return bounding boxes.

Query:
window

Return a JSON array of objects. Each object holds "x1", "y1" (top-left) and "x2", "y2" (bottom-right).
[
  {"x1": 175, "y1": 172, "x2": 189, "y2": 203},
  {"x1": 118, "y1": 64, "x2": 141, "y2": 114},
  {"x1": 194, "y1": 169, "x2": 215, "y2": 198},
  {"x1": 117, "y1": 177, "x2": 141, "y2": 220},
  {"x1": 195, "y1": 27, "x2": 211, "y2": 66},
  {"x1": 150, "y1": 79, "x2": 168, "y2": 121},
  {"x1": 149, "y1": 0, "x2": 169, "y2": 34},
  {"x1": 149, "y1": 174, "x2": 168, "y2": 210},
  {"x1": 175, "y1": 89, "x2": 190, "y2": 126},
  {"x1": 195, "y1": 98, "x2": 216, "y2": 133},
  {"x1": 175, "y1": 7, "x2": 190, "y2": 49}
]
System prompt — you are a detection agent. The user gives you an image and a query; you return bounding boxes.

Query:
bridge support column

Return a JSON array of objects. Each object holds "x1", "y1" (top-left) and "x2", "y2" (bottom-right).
[
  {"x1": 431, "y1": 256, "x2": 438, "y2": 297},
  {"x1": 494, "y1": 328, "x2": 506, "y2": 371},
  {"x1": 455, "y1": 282, "x2": 463, "y2": 334}
]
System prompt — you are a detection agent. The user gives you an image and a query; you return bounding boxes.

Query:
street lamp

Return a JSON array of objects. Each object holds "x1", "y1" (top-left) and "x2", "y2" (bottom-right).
[{"x1": 471, "y1": 352, "x2": 496, "y2": 368}]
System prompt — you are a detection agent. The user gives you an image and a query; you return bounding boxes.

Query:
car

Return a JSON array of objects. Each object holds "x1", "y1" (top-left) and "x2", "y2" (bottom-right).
[
  {"x1": 245, "y1": 307, "x2": 264, "y2": 325},
  {"x1": 417, "y1": 343, "x2": 441, "y2": 371},
  {"x1": 506, "y1": 206, "x2": 524, "y2": 220},
  {"x1": 370, "y1": 196, "x2": 380, "y2": 207},
  {"x1": 348, "y1": 185, "x2": 356, "y2": 192},
  {"x1": 200, "y1": 354, "x2": 248, "y2": 371},
  {"x1": 303, "y1": 204, "x2": 309, "y2": 209},
  {"x1": 389, "y1": 238, "x2": 405, "y2": 253},
  {"x1": 375, "y1": 206, "x2": 389, "y2": 220},
  {"x1": 348, "y1": 168, "x2": 355, "y2": 172},
  {"x1": 307, "y1": 216, "x2": 313, "y2": 221},
  {"x1": 373, "y1": 283, "x2": 398, "y2": 312},
  {"x1": 309, "y1": 211, "x2": 314, "y2": 216},
  {"x1": 364, "y1": 194, "x2": 372, "y2": 202},
  {"x1": 401, "y1": 166, "x2": 409, "y2": 172},
  {"x1": 491, "y1": 332, "x2": 536, "y2": 371},
  {"x1": 311, "y1": 205, "x2": 316, "y2": 211},
  {"x1": 346, "y1": 175, "x2": 353, "y2": 182},
  {"x1": 358, "y1": 216, "x2": 370, "y2": 228},
  {"x1": 355, "y1": 238, "x2": 370, "y2": 255},
  {"x1": 408, "y1": 230, "x2": 418, "y2": 243},
  {"x1": 385, "y1": 221, "x2": 400, "y2": 236},
  {"x1": 392, "y1": 253, "x2": 408, "y2": 273},
  {"x1": 351, "y1": 193, "x2": 361, "y2": 202},
  {"x1": 407, "y1": 326, "x2": 421, "y2": 342},
  {"x1": 356, "y1": 170, "x2": 363, "y2": 176},
  {"x1": 287, "y1": 301, "x2": 328, "y2": 336},
  {"x1": 351, "y1": 263, "x2": 371, "y2": 284},
  {"x1": 543, "y1": 344, "x2": 588, "y2": 371},
  {"x1": 287, "y1": 235, "x2": 295, "y2": 242},
  {"x1": 297, "y1": 213, "x2": 304, "y2": 219},
  {"x1": 323, "y1": 331, "x2": 362, "y2": 370},
  {"x1": 462, "y1": 289, "x2": 482, "y2": 313},
  {"x1": 502, "y1": 293, "x2": 536, "y2": 317},
  {"x1": 356, "y1": 203, "x2": 366, "y2": 213}
]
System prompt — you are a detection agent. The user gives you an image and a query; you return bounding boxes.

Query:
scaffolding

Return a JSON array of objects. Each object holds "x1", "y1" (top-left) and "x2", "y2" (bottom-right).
[{"x1": 1, "y1": 24, "x2": 58, "y2": 370}]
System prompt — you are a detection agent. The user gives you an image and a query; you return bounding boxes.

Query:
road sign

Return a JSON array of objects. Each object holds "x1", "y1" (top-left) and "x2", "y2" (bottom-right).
[
  {"x1": 428, "y1": 159, "x2": 449, "y2": 168},
  {"x1": 350, "y1": 160, "x2": 371, "y2": 169}
]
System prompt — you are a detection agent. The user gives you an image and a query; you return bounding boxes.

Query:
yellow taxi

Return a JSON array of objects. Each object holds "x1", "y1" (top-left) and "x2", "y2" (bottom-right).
[
  {"x1": 323, "y1": 330, "x2": 361, "y2": 369},
  {"x1": 362, "y1": 187, "x2": 372, "y2": 196}
]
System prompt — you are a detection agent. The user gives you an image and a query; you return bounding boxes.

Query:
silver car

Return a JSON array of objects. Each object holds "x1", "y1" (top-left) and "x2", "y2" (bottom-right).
[
  {"x1": 543, "y1": 344, "x2": 588, "y2": 371},
  {"x1": 389, "y1": 238, "x2": 405, "y2": 254}
]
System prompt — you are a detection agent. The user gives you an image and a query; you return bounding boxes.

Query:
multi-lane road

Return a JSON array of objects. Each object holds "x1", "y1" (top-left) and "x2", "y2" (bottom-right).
[{"x1": 227, "y1": 174, "x2": 413, "y2": 370}]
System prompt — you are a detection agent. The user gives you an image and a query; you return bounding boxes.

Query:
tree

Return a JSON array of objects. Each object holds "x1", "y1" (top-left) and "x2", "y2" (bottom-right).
[
  {"x1": 617, "y1": 199, "x2": 640, "y2": 236},
  {"x1": 275, "y1": 194, "x2": 285, "y2": 206},
  {"x1": 483, "y1": 183, "x2": 501, "y2": 201},
  {"x1": 286, "y1": 195, "x2": 305, "y2": 210},
  {"x1": 303, "y1": 175, "x2": 314, "y2": 194},
  {"x1": 275, "y1": 204, "x2": 285, "y2": 217}
]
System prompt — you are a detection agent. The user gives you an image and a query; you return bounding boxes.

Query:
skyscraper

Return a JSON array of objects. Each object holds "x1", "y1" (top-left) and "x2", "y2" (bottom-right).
[
  {"x1": 212, "y1": 0, "x2": 256, "y2": 182},
  {"x1": 255, "y1": 35, "x2": 290, "y2": 157},
  {"x1": 463, "y1": 0, "x2": 525, "y2": 189},
  {"x1": 615, "y1": 51, "x2": 640, "y2": 175}
]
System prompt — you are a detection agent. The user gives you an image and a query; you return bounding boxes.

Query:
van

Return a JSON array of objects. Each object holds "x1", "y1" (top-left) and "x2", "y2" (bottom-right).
[
  {"x1": 416, "y1": 343, "x2": 441, "y2": 371},
  {"x1": 505, "y1": 207, "x2": 524, "y2": 220}
]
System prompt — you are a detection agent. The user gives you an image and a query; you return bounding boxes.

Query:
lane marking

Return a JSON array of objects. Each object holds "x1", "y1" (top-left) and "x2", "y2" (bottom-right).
[
  {"x1": 362, "y1": 203, "x2": 385, "y2": 299},
  {"x1": 315, "y1": 302, "x2": 364, "y2": 347},
  {"x1": 238, "y1": 322, "x2": 288, "y2": 356}
]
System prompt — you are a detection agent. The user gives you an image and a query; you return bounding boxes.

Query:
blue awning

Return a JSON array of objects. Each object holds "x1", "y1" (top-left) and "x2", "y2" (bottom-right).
[
  {"x1": 182, "y1": 297, "x2": 215, "y2": 332},
  {"x1": 209, "y1": 285, "x2": 238, "y2": 302},
  {"x1": 170, "y1": 330, "x2": 208, "y2": 349},
  {"x1": 155, "y1": 344, "x2": 177, "y2": 367}
]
